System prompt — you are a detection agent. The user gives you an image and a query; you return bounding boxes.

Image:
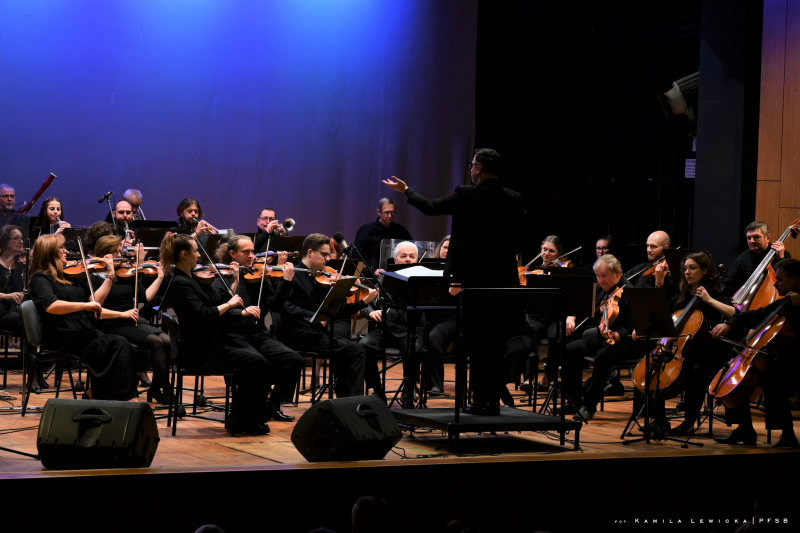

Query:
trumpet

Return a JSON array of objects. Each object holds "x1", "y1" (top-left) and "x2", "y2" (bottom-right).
[
  {"x1": 192, "y1": 217, "x2": 219, "y2": 235},
  {"x1": 276, "y1": 218, "x2": 296, "y2": 235},
  {"x1": 134, "y1": 206, "x2": 146, "y2": 221}
]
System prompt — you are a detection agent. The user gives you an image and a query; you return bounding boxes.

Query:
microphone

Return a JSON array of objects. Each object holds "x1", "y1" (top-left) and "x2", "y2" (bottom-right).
[
  {"x1": 333, "y1": 231, "x2": 349, "y2": 250},
  {"x1": 98, "y1": 191, "x2": 113, "y2": 204}
]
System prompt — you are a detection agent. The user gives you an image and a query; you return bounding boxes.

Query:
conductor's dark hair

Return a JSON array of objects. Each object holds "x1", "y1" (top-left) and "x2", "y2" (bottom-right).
[
  {"x1": 176, "y1": 197, "x2": 203, "y2": 224},
  {"x1": 776, "y1": 258, "x2": 800, "y2": 280},
  {"x1": 302, "y1": 233, "x2": 330, "y2": 256},
  {"x1": 474, "y1": 148, "x2": 502, "y2": 176}
]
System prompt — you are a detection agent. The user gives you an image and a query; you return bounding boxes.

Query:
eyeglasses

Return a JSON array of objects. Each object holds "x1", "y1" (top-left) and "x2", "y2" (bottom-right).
[
  {"x1": 9, "y1": 236, "x2": 23, "y2": 241},
  {"x1": 312, "y1": 249, "x2": 331, "y2": 259},
  {"x1": 596, "y1": 247, "x2": 610, "y2": 251},
  {"x1": 258, "y1": 216, "x2": 276, "y2": 221},
  {"x1": 59, "y1": 246, "x2": 67, "y2": 252},
  {"x1": 0, "y1": 195, "x2": 15, "y2": 199},
  {"x1": 467, "y1": 162, "x2": 481, "y2": 169},
  {"x1": 380, "y1": 211, "x2": 396, "y2": 216},
  {"x1": 684, "y1": 265, "x2": 701, "y2": 272}
]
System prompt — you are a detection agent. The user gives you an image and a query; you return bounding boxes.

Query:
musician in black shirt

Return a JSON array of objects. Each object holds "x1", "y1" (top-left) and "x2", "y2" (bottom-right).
[
  {"x1": 720, "y1": 221, "x2": 791, "y2": 297},
  {"x1": 353, "y1": 199, "x2": 413, "y2": 268},
  {"x1": 711, "y1": 258, "x2": 800, "y2": 448},
  {"x1": 213, "y1": 235, "x2": 303, "y2": 421},
  {"x1": 280, "y1": 233, "x2": 378, "y2": 398},
  {"x1": 562, "y1": 255, "x2": 646, "y2": 420}
]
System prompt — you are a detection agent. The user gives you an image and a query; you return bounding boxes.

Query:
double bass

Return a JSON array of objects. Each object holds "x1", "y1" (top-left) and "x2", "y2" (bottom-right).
[
  {"x1": 732, "y1": 219, "x2": 800, "y2": 312},
  {"x1": 708, "y1": 299, "x2": 796, "y2": 408},
  {"x1": 632, "y1": 266, "x2": 725, "y2": 399}
]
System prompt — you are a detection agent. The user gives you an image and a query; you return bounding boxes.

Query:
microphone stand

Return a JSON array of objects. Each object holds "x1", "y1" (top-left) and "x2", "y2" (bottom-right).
[{"x1": 105, "y1": 195, "x2": 116, "y2": 234}]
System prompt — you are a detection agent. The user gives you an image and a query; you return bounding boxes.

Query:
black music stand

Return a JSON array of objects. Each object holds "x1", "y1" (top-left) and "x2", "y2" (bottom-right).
[
  {"x1": 268, "y1": 236, "x2": 304, "y2": 255},
  {"x1": 663, "y1": 249, "x2": 691, "y2": 288},
  {"x1": 136, "y1": 228, "x2": 191, "y2": 260},
  {"x1": 308, "y1": 278, "x2": 358, "y2": 402},
  {"x1": 524, "y1": 274, "x2": 596, "y2": 423},
  {"x1": 621, "y1": 288, "x2": 701, "y2": 447}
]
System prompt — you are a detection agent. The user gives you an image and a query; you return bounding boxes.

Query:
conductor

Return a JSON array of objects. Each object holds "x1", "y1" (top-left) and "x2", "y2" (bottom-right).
[{"x1": 383, "y1": 148, "x2": 527, "y2": 415}]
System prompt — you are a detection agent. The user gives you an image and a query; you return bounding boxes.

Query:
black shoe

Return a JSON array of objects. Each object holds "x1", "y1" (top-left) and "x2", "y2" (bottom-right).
[
  {"x1": 774, "y1": 432, "x2": 799, "y2": 448},
  {"x1": 31, "y1": 384, "x2": 42, "y2": 394},
  {"x1": 238, "y1": 422, "x2": 271, "y2": 435},
  {"x1": 603, "y1": 381, "x2": 625, "y2": 396},
  {"x1": 715, "y1": 426, "x2": 757, "y2": 445},
  {"x1": 267, "y1": 407, "x2": 295, "y2": 422},
  {"x1": 427, "y1": 388, "x2": 450, "y2": 398},
  {"x1": 147, "y1": 386, "x2": 173, "y2": 406},
  {"x1": 573, "y1": 405, "x2": 594, "y2": 421},
  {"x1": 138, "y1": 377, "x2": 153, "y2": 387},
  {"x1": 666, "y1": 421, "x2": 696, "y2": 436}
]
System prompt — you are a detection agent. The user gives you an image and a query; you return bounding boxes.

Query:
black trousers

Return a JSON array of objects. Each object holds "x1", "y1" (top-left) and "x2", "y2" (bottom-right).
[
  {"x1": 563, "y1": 327, "x2": 645, "y2": 412},
  {"x1": 426, "y1": 319, "x2": 457, "y2": 391},
  {"x1": 528, "y1": 317, "x2": 560, "y2": 381},
  {"x1": 358, "y1": 328, "x2": 424, "y2": 392},
  {"x1": 226, "y1": 330, "x2": 304, "y2": 406},
  {"x1": 0, "y1": 310, "x2": 21, "y2": 336},
  {"x1": 208, "y1": 345, "x2": 270, "y2": 427},
  {"x1": 679, "y1": 339, "x2": 731, "y2": 424},
  {"x1": 283, "y1": 327, "x2": 366, "y2": 398},
  {"x1": 505, "y1": 333, "x2": 534, "y2": 385},
  {"x1": 726, "y1": 351, "x2": 800, "y2": 431}
]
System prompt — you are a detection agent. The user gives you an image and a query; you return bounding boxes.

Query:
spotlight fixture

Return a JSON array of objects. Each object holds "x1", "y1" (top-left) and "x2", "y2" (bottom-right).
[{"x1": 658, "y1": 71, "x2": 699, "y2": 135}]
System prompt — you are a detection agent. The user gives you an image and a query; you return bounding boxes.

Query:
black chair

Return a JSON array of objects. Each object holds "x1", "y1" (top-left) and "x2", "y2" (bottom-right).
[
  {"x1": 161, "y1": 313, "x2": 236, "y2": 436},
  {"x1": 0, "y1": 329, "x2": 18, "y2": 390},
  {"x1": 269, "y1": 311, "x2": 327, "y2": 405},
  {"x1": 584, "y1": 354, "x2": 641, "y2": 411},
  {"x1": 18, "y1": 301, "x2": 70, "y2": 416}
]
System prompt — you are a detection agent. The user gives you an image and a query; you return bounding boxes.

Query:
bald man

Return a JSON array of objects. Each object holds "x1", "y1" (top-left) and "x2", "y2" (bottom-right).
[{"x1": 105, "y1": 188, "x2": 144, "y2": 224}]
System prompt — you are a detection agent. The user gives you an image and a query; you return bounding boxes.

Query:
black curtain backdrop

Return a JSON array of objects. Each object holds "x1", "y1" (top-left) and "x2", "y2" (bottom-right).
[
  {"x1": 475, "y1": 0, "x2": 701, "y2": 270},
  {"x1": 0, "y1": 0, "x2": 477, "y2": 243}
]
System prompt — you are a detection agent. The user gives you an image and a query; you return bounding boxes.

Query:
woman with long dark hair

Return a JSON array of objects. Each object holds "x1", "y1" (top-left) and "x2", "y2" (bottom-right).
[
  {"x1": 34, "y1": 197, "x2": 70, "y2": 238},
  {"x1": 159, "y1": 232, "x2": 272, "y2": 435},
  {"x1": 87, "y1": 235, "x2": 172, "y2": 403},
  {"x1": 28, "y1": 234, "x2": 138, "y2": 399}
]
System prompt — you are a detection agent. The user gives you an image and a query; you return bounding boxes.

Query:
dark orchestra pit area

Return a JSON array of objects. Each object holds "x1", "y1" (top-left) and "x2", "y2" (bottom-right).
[{"x1": 0, "y1": 347, "x2": 797, "y2": 532}]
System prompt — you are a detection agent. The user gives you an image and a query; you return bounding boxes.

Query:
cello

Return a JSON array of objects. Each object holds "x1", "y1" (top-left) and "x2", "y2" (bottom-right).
[
  {"x1": 708, "y1": 298, "x2": 795, "y2": 408},
  {"x1": 732, "y1": 219, "x2": 800, "y2": 312},
  {"x1": 632, "y1": 265, "x2": 726, "y2": 399}
]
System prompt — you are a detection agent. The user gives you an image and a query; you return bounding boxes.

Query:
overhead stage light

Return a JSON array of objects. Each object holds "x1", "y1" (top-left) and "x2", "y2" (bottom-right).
[{"x1": 658, "y1": 71, "x2": 699, "y2": 135}]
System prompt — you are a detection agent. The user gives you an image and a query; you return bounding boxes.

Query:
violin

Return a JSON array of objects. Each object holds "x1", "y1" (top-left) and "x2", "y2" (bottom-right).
[
  {"x1": 63, "y1": 257, "x2": 128, "y2": 278},
  {"x1": 191, "y1": 264, "x2": 234, "y2": 284},
  {"x1": 632, "y1": 265, "x2": 726, "y2": 399},
  {"x1": 641, "y1": 256, "x2": 668, "y2": 280},
  {"x1": 311, "y1": 266, "x2": 373, "y2": 294},
  {"x1": 115, "y1": 261, "x2": 160, "y2": 279},
  {"x1": 517, "y1": 245, "x2": 582, "y2": 286},
  {"x1": 732, "y1": 218, "x2": 800, "y2": 312},
  {"x1": 709, "y1": 298, "x2": 796, "y2": 408},
  {"x1": 600, "y1": 285, "x2": 624, "y2": 345}
]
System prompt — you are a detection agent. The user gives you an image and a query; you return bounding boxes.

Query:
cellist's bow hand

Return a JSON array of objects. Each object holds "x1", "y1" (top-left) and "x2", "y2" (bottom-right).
[
  {"x1": 711, "y1": 323, "x2": 730, "y2": 339},
  {"x1": 382, "y1": 176, "x2": 408, "y2": 193}
]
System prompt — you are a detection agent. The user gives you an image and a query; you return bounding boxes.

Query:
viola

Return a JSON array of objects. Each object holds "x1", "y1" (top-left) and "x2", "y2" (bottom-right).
[
  {"x1": 63, "y1": 257, "x2": 128, "y2": 278},
  {"x1": 191, "y1": 264, "x2": 234, "y2": 284},
  {"x1": 732, "y1": 218, "x2": 800, "y2": 312},
  {"x1": 632, "y1": 265, "x2": 726, "y2": 399},
  {"x1": 709, "y1": 298, "x2": 796, "y2": 408},
  {"x1": 115, "y1": 261, "x2": 160, "y2": 279},
  {"x1": 600, "y1": 285, "x2": 624, "y2": 345},
  {"x1": 641, "y1": 256, "x2": 668, "y2": 280}
]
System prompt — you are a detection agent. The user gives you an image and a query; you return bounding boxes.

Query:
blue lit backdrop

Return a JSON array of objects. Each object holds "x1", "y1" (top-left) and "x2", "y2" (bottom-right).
[{"x1": 0, "y1": 0, "x2": 477, "y2": 241}]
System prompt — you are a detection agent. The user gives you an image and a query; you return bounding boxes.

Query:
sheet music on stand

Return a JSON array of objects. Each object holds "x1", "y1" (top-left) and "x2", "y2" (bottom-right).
[{"x1": 381, "y1": 266, "x2": 449, "y2": 308}]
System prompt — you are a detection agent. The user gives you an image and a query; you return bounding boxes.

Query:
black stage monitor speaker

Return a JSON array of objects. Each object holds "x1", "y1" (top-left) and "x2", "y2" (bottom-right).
[
  {"x1": 291, "y1": 395, "x2": 402, "y2": 462},
  {"x1": 37, "y1": 399, "x2": 160, "y2": 470}
]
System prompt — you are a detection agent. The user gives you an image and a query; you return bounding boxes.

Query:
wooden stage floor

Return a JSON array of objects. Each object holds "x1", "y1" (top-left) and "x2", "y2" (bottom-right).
[{"x1": 0, "y1": 349, "x2": 797, "y2": 477}]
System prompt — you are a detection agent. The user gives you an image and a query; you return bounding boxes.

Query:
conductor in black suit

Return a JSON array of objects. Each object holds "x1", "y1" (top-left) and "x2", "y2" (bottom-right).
[{"x1": 382, "y1": 148, "x2": 527, "y2": 415}]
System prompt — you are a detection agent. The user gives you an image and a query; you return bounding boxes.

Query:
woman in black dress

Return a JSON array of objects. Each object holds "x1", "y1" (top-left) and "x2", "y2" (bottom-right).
[
  {"x1": 633, "y1": 251, "x2": 736, "y2": 435},
  {"x1": 28, "y1": 234, "x2": 138, "y2": 400},
  {"x1": 88, "y1": 235, "x2": 172, "y2": 403},
  {"x1": 0, "y1": 225, "x2": 25, "y2": 334},
  {"x1": 33, "y1": 197, "x2": 71, "y2": 239},
  {"x1": 159, "y1": 232, "x2": 271, "y2": 435}
]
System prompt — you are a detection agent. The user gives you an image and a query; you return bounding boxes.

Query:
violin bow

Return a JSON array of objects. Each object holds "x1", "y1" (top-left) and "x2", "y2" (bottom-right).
[
  {"x1": 523, "y1": 252, "x2": 543, "y2": 269},
  {"x1": 76, "y1": 237, "x2": 101, "y2": 321},
  {"x1": 256, "y1": 237, "x2": 270, "y2": 309}
]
